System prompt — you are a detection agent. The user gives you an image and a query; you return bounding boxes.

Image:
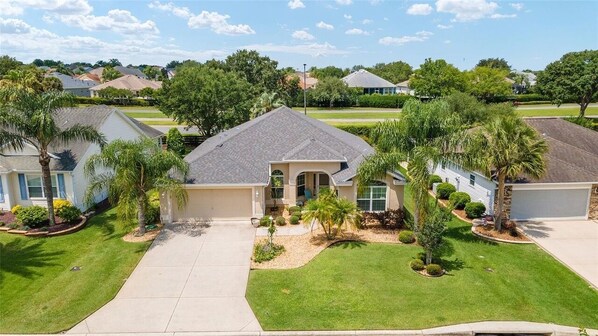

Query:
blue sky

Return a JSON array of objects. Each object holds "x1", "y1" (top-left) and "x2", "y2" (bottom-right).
[{"x1": 1, "y1": 0, "x2": 596, "y2": 71}]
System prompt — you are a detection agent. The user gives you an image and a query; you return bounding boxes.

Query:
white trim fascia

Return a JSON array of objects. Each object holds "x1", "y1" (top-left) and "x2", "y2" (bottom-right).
[
  {"x1": 183, "y1": 183, "x2": 267, "y2": 189},
  {"x1": 112, "y1": 109, "x2": 154, "y2": 139},
  {"x1": 8, "y1": 169, "x2": 72, "y2": 173},
  {"x1": 510, "y1": 183, "x2": 594, "y2": 190}
]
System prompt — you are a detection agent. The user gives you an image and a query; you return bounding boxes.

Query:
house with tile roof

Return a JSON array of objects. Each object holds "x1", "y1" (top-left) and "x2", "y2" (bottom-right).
[
  {"x1": 89, "y1": 75, "x2": 162, "y2": 97},
  {"x1": 432, "y1": 118, "x2": 598, "y2": 221},
  {"x1": 161, "y1": 106, "x2": 406, "y2": 223},
  {"x1": 342, "y1": 69, "x2": 396, "y2": 95},
  {"x1": 0, "y1": 106, "x2": 162, "y2": 211}
]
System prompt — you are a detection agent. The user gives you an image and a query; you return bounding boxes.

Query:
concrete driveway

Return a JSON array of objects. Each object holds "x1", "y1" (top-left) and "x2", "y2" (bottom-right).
[
  {"x1": 69, "y1": 221, "x2": 261, "y2": 333},
  {"x1": 519, "y1": 220, "x2": 598, "y2": 288}
]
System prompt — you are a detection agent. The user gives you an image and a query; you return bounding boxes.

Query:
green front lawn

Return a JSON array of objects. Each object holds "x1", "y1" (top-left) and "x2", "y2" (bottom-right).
[
  {"x1": 307, "y1": 112, "x2": 401, "y2": 119},
  {"x1": 516, "y1": 106, "x2": 598, "y2": 117},
  {"x1": 0, "y1": 209, "x2": 151, "y2": 333},
  {"x1": 123, "y1": 112, "x2": 168, "y2": 119},
  {"x1": 246, "y1": 186, "x2": 598, "y2": 330}
]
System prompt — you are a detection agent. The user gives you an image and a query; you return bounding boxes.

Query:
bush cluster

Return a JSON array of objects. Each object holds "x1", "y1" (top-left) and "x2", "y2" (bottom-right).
[
  {"x1": 426, "y1": 263, "x2": 443, "y2": 276},
  {"x1": 253, "y1": 243, "x2": 285, "y2": 263},
  {"x1": 289, "y1": 215, "x2": 300, "y2": 225},
  {"x1": 436, "y1": 182, "x2": 456, "y2": 200},
  {"x1": 74, "y1": 96, "x2": 155, "y2": 106},
  {"x1": 11, "y1": 205, "x2": 23, "y2": 215},
  {"x1": 356, "y1": 94, "x2": 415, "y2": 108},
  {"x1": 449, "y1": 192, "x2": 471, "y2": 210},
  {"x1": 410, "y1": 259, "x2": 425, "y2": 271},
  {"x1": 398, "y1": 230, "x2": 415, "y2": 244},
  {"x1": 335, "y1": 125, "x2": 373, "y2": 138},
  {"x1": 428, "y1": 175, "x2": 442, "y2": 189},
  {"x1": 259, "y1": 216, "x2": 272, "y2": 227},
  {"x1": 464, "y1": 202, "x2": 486, "y2": 218},
  {"x1": 275, "y1": 216, "x2": 286, "y2": 226},
  {"x1": 16, "y1": 205, "x2": 48, "y2": 228},
  {"x1": 53, "y1": 199, "x2": 82, "y2": 223}
]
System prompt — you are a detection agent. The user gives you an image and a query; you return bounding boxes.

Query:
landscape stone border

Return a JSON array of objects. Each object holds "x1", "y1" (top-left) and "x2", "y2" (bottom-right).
[{"x1": 0, "y1": 215, "x2": 87, "y2": 237}]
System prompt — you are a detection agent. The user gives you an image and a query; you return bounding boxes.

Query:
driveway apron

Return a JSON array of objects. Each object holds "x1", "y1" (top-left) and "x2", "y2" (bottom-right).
[{"x1": 69, "y1": 221, "x2": 261, "y2": 333}]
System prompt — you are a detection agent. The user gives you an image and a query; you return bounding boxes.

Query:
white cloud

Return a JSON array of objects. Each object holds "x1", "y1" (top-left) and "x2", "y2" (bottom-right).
[
  {"x1": 188, "y1": 11, "x2": 255, "y2": 35},
  {"x1": 437, "y1": 24, "x2": 453, "y2": 29},
  {"x1": 435, "y1": 0, "x2": 509, "y2": 21},
  {"x1": 316, "y1": 21, "x2": 334, "y2": 30},
  {"x1": 58, "y1": 9, "x2": 159, "y2": 36},
  {"x1": 345, "y1": 28, "x2": 369, "y2": 35},
  {"x1": 362, "y1": 19, "x2": 373, "y2": 24},
  {"x1": 0, "y1": 0, "x2": 93, "y2": 16},
  {"x1": 490, "y1": 13, "x2": 517, "y2": 19},
  {"x1": 240, "y1": 42, "x2": 349, "y2": 57},
  {"x1": 379, "y1": 31, "x2": 433, "y2": 46},
  {"x1": 510, "y1": 3, "x2": 524, "y2": 11},
  {"x1": 292, "y1": 29, "x2": 315, "y2": 40},
  {"x1": 148, "y1": 1, "x2": 191, "y2": 18},
  {"x1": 336, "y1": 0, "x2": 352, "y2": 5},
  {"x1": 444, "y1": 39, "x2": 451, "y2": 44},
  {"x1": 344, "y1": 14, "x2": 352, "y2": 19},
  {"x1": 407, "y1": 3, "x2": 433, "y2": 15},
  {"x1": 370, "y1": 0, "x2": 382, "y2": 5},
  {"x1": 288, "y1": 0, "x2": 305, "y2": 9}
]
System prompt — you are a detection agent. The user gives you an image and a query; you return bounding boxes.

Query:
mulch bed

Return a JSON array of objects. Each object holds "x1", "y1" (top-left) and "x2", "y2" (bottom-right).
[
  {"x1": 474, "y1": 224, "x2": 530, "y2": 242},
  {"x1": 0, "y1": 212, "x2": 86, "y2": 236},
  {"x1": 0, "y1": 212, "x2": 16, "y2": 226},
  {"x1": 122, "y1": 224, "x2": 164, "y2": 242}
]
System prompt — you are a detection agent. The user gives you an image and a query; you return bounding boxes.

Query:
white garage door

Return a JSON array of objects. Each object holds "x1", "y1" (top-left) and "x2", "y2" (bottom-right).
[
  {"x1": 510, "y1": 188, "x2": 590, "y2": 220},
  {"x1": 173, "y1": 189, "x2": 253, "y2": 221}
]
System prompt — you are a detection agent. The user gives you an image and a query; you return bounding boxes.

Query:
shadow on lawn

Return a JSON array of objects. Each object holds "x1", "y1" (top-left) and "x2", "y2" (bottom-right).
[
  {"x1": 446, "y1": 224, "x2": 497, "y2": 246},
  {"x1": 330, "y1": 240, "x2": 367, "y2": 249},
  {"x1": 0, "y1": 238, "x2": 64, "y2": 282}
]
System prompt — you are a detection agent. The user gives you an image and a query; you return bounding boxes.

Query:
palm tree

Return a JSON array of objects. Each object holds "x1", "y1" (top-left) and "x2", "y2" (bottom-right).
[
  {"x1": 464, "y1": 114, "x2": 547, "y2": 230},
  {"x1": 84, "y1": 138, "x2": 188, "y2": 235},
  {"x1": 357, "y1": 99, "x2": 462, "y2": 230},
  {"x1": 250, "y1": 92, "x2": 284, "y2": 118},
  {"x1": 0, "y1": 89, "x2": 106, "y2": 226},
  {"x1": 302, "y1": 189, "x2": 361, "y2": 239}
]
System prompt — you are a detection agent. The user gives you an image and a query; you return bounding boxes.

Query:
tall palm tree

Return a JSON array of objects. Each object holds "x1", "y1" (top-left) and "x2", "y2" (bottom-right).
[
  {"x1": 464, "y1": 114, "x2": 547, "y2": 230},
  {"x1": 0, "y1": 89, "x2": 106, "y2": 226},
  {"x1": 302, "y1": 189, "x2": 361, "y2": 239},
  {"x1": 357, "y1": 99, "x2": 462, "y2": 230},
  {"x1": 84, "y1": 138, "x2": 188, "y2": 235},
  {"x1": 250, "y1": 92, "x2": 284, "y2": 118}
]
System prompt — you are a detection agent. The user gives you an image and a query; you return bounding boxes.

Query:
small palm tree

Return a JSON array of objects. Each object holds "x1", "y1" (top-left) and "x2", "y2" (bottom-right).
[
  {"x1": 302, "y1": 189, "x2": 361, "y2": 239},
  {"x1": 465, "y1": 114, "x2": 547, "y2": 230},
  {"x1": 84, "y1": 138, "x2": 188, "y2": 235},
  {"x1": 250, "y1": 92, "x2": 284, "y2": 118},
  {"x1": 0, "y1": 89, "x2": 106, "y2": 226}
]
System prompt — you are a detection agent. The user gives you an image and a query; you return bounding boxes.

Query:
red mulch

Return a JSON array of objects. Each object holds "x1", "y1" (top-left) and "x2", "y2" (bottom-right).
[
  {"x1": 0, "y1": 211, "x2": 16, "y2": 225},
  {"x1": 0, "y1": 211, "x2": 83, "y2": 233}
]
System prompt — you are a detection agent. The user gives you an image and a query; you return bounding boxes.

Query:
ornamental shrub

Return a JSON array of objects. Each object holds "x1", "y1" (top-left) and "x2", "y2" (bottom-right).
[
  {"x1": 426, "y1": 263, "x2": 443, "y2": 276},
  {"x1": 145, "y1": 204, "x2": 160, "y2": 224},
  {"x1": 53, "y1": 199, "x2": 72, "y2": 213},
  {"x1": 291, "y1": 211, "x2": 302, "y2": 219},
  {"x1": 259, "y1": 216, "x2": 271, "y2": 227},
  {"x1": 57, "y1": 205, "x2": 82, "y2": 223},
  {"x1": 166, "y1": 128, "x2": 186, "y2": 157},
  {"x1": 399, "y1": 230, "x2": 415, "y2": 244},
  {"x1": 428, "y1": 175, "x2": 442, "y2": 189},
  {"x1": 410, "y1": 259, "x2": 425, "y2": 271},
  {"x1": 253, "y1": 242, "x2": 285, "y2": 263},
  {"x1": 449, "y1": 192, "x2": 471, "y2": 210},
  {"x1": 288, "y1": 206, "x2": 301, "y2": 213},
  {"x1": 436, "y1": 182, "x2": 456, "y2": 199},
  {"x1": 464, "y1": 202, "x2": 486, "y2": 218},
  {"x1": 356, "y1": 94, "x2": 415, "y2": 108},
  {"x1": 11, "y1": 205, "x2": 23, "y2": 215},
  {"x1": 289, "y1": 215, "x2": 300, "y2": 225},
  {"x1": 275, "y1": 216, "x2": 286, "y2": 226},
  {"x1": 16, "y1": 206, "x2": 48, "y2": 228}
]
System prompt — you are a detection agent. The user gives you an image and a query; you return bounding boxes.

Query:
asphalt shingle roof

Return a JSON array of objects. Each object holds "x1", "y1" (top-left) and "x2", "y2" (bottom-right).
[
  {"x1": 48, "y1": 72, "x2": 98, "y2": 89},
  {"x1": 185, "y1": 106, "x2": 402, "y2": 185},
  {"x1": 342, "y1": 69, "x2": 395, "y2": 89}
]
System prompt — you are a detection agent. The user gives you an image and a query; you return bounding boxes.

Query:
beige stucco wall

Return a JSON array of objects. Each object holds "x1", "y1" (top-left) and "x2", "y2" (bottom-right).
[
  {"x1": 171, "y1": 188, "x2": 253, "y2": 222},
  {"x1": 337, "y1": 174, "x2": 404, "y2": 211}
]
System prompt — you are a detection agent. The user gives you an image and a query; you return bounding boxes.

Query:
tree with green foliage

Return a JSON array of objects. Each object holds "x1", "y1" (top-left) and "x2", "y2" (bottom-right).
[
  {"x1": 537, "y1": 50, "x2": 598, "y2": 117},
  {"x1": 444, "y1": 92, "x2": 489, "y2": 125},
  {"x1": 41, "y1": 76, "x2": 63, "y2": 92},
  {"x1": 0, "y1": 55, "x2": 23, "y2": 77},
  {"x1": 138, "y1": 87, "x2": 156, "y2": 98},
  {"x1": 310, "y1": 76, "x2": 354, "y2": 107},
  {"x1": 0, "y1": 66, "x2": 63, "y2": 95},
  {"x1": 96, "y1": 87, "x2": 133, "y2": 101},
  {"x1": 0, "y1": 89, "x2": 106, "y2": 226},
  {"x1": 250, "y1": 92, "x2": 285, "y2": 118},
  {"x1": 165, "y1": 60, "x2": 183, "y2": 69},
  {"x1": 476, "y1": 58, "x2": 511, "y2": 72},
  {"x1": 368, "y1": 61, "x2": 413, "y2": 84},
  {"x1": 159, "y1": 63, "x2": 252, "y2": 137},
  {"x1": 464, "y1": 114, "x2": 547, "y2": 230},
  {"x1": 410, "y1": 58, "x2": 468, "y2": 98},
  {"x1": 302, "y1": 188, "x2": 362, "y2": 240},
  {"x1": 224, "y1": 50, "x2": 283, "y2": 94},
  {"x1": 102, "y1": 66, "x2": 122, "y2": 82},
  {"x1": 309, "y1": 66, "x2": 348, "y2": 79},
  {"x1": 166, "y1": 127, "x2": 186, "y2": 157},
  {"x1": 85, "y1": 138, "x2": 188, "y2": 235},
  {"x1": 143, "y1": 66, "x2": 163, "y2": 80},
  {"x1": 417, "y1": 206, "x2": 450, "y2": 265},
  {"x1": 467, "y1": 66, "x2": 512, "y2": 102}
]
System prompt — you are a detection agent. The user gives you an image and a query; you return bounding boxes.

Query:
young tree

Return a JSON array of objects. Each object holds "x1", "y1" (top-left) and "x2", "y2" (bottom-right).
[
  {"x1": 368, "y1": 61, "x2": 413, "y2": 84},
  {"x1": 85, "y1": 138, "x2": 188, "y2": 235},
  {"x1": 476, "y1": 58, "x2": 511, "y2": 72},
  {"x1": 102, "y1": 66, "x2": 122, "y2": 82},
  {"x1": 467, "y1": 66, "x2": 512, "y2": 102},
  {"x1": 309, "y1": 66, "x2": 348, "y2": 79},
  {"x1": 302, "y1": 189, "x2": 361, "y2": 239},
  {"x1": 166, "y1": 127, "x2": 186, "y2": 157},
  {"x1": 159, "y1": 63, "x2": 252, "y2": 137},
  {"x1": 310, "y1": 76, "x2": 354, "y2": 107},
  {"x1": 410, "y1": 58, "x2": 468, "y2": 98},
  {"x1": 464, "y1": 114, "x2": 547, "y2": 230},
  {"x1": 537, "y1": 50, "x2": 598, "y2": 117},
  {"x1": 250, "y1": 92, "x2": 284, "y2": 118},
  {"x1": 417, "y1": 206, "x2": 450, "y2": 265},
  {"x1": 138, "y1": 87, "x2": 156, "y2": 98},
  {"x1": 0, "y1": 89, "x2": 106, "y2": 226}
]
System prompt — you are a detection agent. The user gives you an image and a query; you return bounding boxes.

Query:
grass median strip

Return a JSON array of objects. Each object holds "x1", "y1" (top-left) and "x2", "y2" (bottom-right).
[{"x1": 516, "y1": 106, "x2": 598, "y2": 117}]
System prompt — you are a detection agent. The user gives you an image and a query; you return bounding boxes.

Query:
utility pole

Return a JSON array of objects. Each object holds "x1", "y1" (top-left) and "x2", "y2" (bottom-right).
[{"x1": 303, "y1": 63, "x2": 307, "y2": 115}]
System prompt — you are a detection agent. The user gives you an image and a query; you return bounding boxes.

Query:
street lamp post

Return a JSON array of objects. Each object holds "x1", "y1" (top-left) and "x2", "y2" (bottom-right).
[{"x1": 303, "y1": 63, "x2": 307, "y2": 115}]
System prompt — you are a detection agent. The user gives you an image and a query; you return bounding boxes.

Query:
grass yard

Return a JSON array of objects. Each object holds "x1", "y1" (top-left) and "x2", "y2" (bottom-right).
[
  {"x1": 516, "y1": 106, "x2": 598, "y2": 117},
  {"x1": 0, "y1": 209, "x2": 151, "y2": 333},
  {"x1": 246, "y1": 186, "x2": 598, "y2": 330},
  {"x1": 123, "y1": 112, "x2": 168, "y2": 119},
  {"x1": 140, "y1": 120, "x2": 180, "y2": 126},
  {"x1": 307, "y1": 112, "x2": 400, "y2": 119}
]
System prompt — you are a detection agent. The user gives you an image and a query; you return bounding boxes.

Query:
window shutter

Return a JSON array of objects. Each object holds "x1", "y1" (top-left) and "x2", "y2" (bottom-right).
[
  {"x1": 18, "y1": 174, "x2": 28, "y2": 200},
  {"x1": 0, "y1": 176, "x2": 4, "y2": 203},
  {"x1": 57, "y1": 174, "x2": 66, "y2": 199}
]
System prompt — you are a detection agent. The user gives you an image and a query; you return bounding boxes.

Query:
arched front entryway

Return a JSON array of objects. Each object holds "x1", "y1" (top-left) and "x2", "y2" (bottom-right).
[{"x1": 294, "y1": 171, "x2": 334, "y2": 205}]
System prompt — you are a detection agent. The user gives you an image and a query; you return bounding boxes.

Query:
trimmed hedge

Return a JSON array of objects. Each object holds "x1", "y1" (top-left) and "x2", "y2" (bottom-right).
[
  {"x1": 426, "y1": 263, "x2": 443, "y2": 276},
  {"x1": 449, "y1": 192, "x2": 471, "y2": 210},
  {"x1": 398, "y1": 230, "x2": 415, "y2": 244},
  {"x1": 410, "y1": 259, "x2": 425, "y2": 271},
  {"x1": 74, "y1": 96, "x2": 155, "y2": 106},
  {"x1": 259, "y1": 216, "x2": 271, "y2": 227},
  {"x1": 289, "y1": 215, "x2": 300, "y2": 225},
  {"x1": 275, "y1": 216, "x2": 286, "y2": 226},
  {"x1": 335, "y1": 125, "x2": 373, "y2": 138},
  {"x1": 356, "y1": 94, "x2": 415, "y2": 108},
  {"x1": 464, "y1": 202, "x2": 486, "y2": 219},
  {"x1": 428, "y1": 175, "x2": 442, "y2": 189},
  {"x1": 16, "y1": 205, "x2": 48, "y2": 228},
  {"x1": 436, "y1": 182, "x2": 456, "y2": 200}
]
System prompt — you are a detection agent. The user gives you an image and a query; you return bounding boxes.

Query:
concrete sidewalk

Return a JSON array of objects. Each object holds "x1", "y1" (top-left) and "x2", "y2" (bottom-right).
[{"x1": 69, "y1": 221, "x2": 260, "y2": 333}]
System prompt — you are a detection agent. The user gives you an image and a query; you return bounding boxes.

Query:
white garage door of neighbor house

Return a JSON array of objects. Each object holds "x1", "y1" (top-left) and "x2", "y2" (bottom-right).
[
  {"x1": 178, "y1": 189, "x2": 253, "y2": 221},
  {"x1": 510, "y1": 188, "x2": 590, "y2": 220}
]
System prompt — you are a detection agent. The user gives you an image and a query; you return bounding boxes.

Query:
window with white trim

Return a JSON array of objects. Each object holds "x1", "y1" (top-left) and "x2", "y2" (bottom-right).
[
  {"x1": 26, "y1": 175, "x2": 58, "y2": 198},
  {"x1": 297, "y1": 173, "x2": 306, "y2": 197},
  {"x1": 357, "y1": 181, "x2": 387, "y2": 212},
  {"x1": 469, "y1": 174, "x2": 475, "y2": 186},
  {"x1": 270, "y1": 170, "x2": 284, "y2": 199}
]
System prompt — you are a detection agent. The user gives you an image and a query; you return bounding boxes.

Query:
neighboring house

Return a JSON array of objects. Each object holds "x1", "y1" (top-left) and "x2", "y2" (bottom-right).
[
  {"x1": 0, "y1": 106, "x2": 162, "y2": 211},
  {"x1": 87, "y1": 66, "x2": 148, "y2": 82},
  {"x1": 161, "y1": 106, "x2": 406, "y2": 223},
  {"x1": 292, "y1": 71, "x2": 318, "y2": 90},
  {"x1": 77, "y1": 73, "x2": 101, "y2": 83},
  {"x1": 165, "y1": 68, "x2": 176, "y2": 79},
  {"x1": 47, "y1": 72, "x2": 98, "y2": 97},
  {"x1": 89, "y1": 75, "x2": 162, "y2": 97},
  {"x1": 342, "y1": 69, "x2": 396, "y2": 95},
  {"x1": 433, "y1": 118, "x2": 598, "y2": 221},
  {"x1": 396, "y1": 80, "x2": 415, "y2": 95}
]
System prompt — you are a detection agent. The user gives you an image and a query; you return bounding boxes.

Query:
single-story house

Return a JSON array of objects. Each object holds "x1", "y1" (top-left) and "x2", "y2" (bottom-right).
[
  {"x1": 161, "y1": 106, "x2": 406, "y2": 223},
  {"x1": 292, "y1": 71, "x2": 318, "y2": 89},
  {"x1": 90, "y1": 75, "x2": 162, "y2": 97},
  {"x1": 396, "y1": 80, "x2": 414, "y2": 95},
  {"x1": 433, "y1": 118, "x2": 598, "y2": 221},
  {"x1": 87, "y1": 66, "x2": 148, "y2": 82},
  {"x1": 47, "y1": 72, "x2": 98, "y2": 97},
  {"x1": 0, "y1": 106, "x2": 162, "y2": 211},
  {"x1": 342, "y1": 69, "x2": 397, "y2": 95}
]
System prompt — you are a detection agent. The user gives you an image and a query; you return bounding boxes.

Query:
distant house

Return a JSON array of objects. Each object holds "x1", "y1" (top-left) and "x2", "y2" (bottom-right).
[
  {"x1": 77, "y1": 73, "x2": 101, "y2": 83},
  {"x1": 164, "y1": 68, "x2": 176, "y2": 79},
  {"x1": 396, "y1": 80, "x2": 415, "y2": 95},
  {"x1": 342, "y1": 69, "x2": 396, "y2": 95},
  {"x1": 89, "y1": 75, "x2": 162, "y2": 97},
  {"x1": 0, "y1": 106, "x2": 162, "y2": 211},
  {"x1": 292, "y1": 71, "x2": 318, "y2": 89},
  {"x1": 87, "y1": 66, "x2": 148, "y2": 82},
  {"x1": 47, "y1": 72, "x2": 98, "y2": 97},
  {"x1": 511, "y1": 71, "x2": 537, "y2": 94}
]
